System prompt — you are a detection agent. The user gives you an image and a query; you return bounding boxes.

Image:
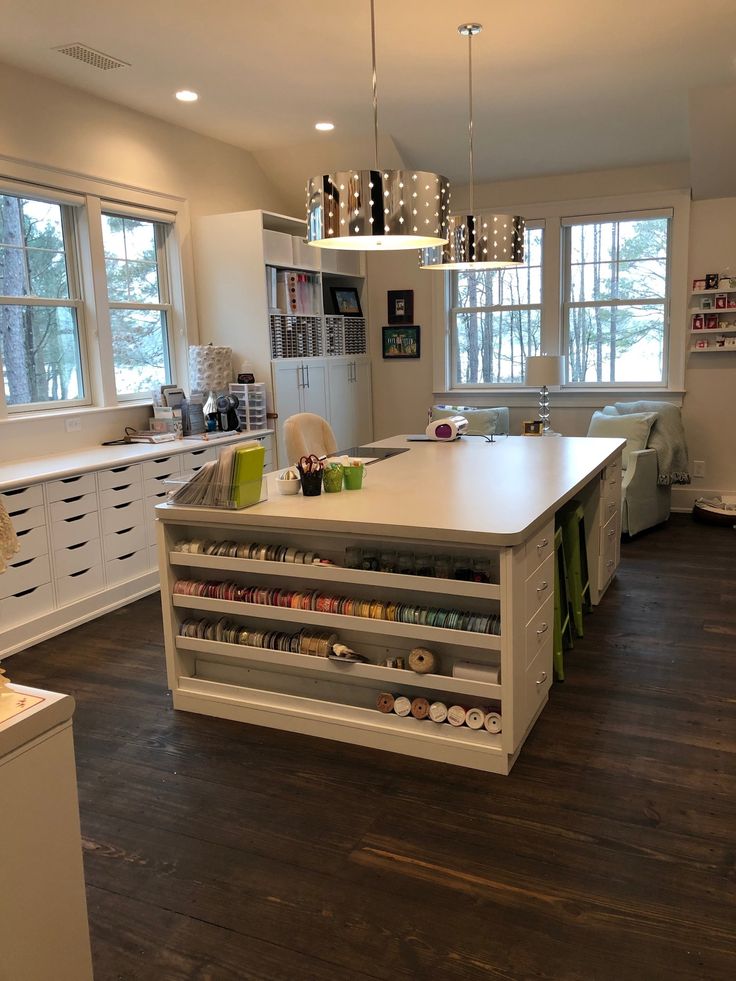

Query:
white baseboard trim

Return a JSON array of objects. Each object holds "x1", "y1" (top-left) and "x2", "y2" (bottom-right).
[{"x1": 671, "y1": 485, "x2": 735, "y2": 511}]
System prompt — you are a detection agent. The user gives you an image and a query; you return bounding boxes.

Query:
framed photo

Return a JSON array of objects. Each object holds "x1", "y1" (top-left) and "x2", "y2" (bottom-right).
[
  {"x1": 387, "y1": 289, "x2": 414, "y2": 324},
  {"x1": 701, "y1": 298, "x2": 713, "y2": 309},
  {"x1": 382, "y1": 325, "x2": 420, "y2": 359},
  {"x1": 522, "y1": 420, "x2": 544, "y2": 436},
  {"x1": 692, "y1": 278, "x2": 706, "y2": 291},
  {"x1": 715, "y1": 293, "x2": 727, "y2": 309},
  {"x1": 704, "y1": 273, "x2": 719, "y2": 290},
  {"x1": 704, "y1": 313, "x2": 719, "y2": 330},
  {"x1": 692, "y1": 314, "x2": 704, "y2": 330},
  {"x1": 330, "y1": 286, "x2": 363, "y2": 317}
]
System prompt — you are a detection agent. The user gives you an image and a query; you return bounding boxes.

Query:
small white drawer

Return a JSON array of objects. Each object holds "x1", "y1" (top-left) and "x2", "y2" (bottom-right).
[
  {"x1": 180, "y1": 447, "x2": 217, "y2": 470},
  {"x1": 526, "y1": 593, "x2": 553, "y2": 669},
  {"x1": 98, "y1": 463, "x2": 143, "y2": 490},
  {"x1": 52, "y1": 511, "x2": 100, "y2": 550},
  {"x1": 0, "y1": 582, "x2": 54, "y2": 627},
  {"x1": 1, "y1": 484, "x2": 43, "y2": 512},
  {"x1": 525, "y1": 520, "x2": 555, "y2": 578},
  {"x1": 101, "y1": 498, "x2": 145, "y2": 535},
  {"x1": 147, "y1": 490, "x2": 169, "y2": 507},
  {"x1": 106, "y1": 549, "x2": 148, "y2": 586},
  {"x1": 55, "y1": 539, "x2": 102, "y2": 578},
  {"x1": 525, "y1": 552, "x2": 554, "y2": 625},
  {"x1": 12, "y1": 524, "x2": 49, "y2": 563},
  {"x1": 144, "y1": 473, "x2": 179, "y2": 497},
  {"x1": 103, "y1": 524, "x2": 147, "y2": 560},
  {"x1": 49, "y1": 491, "x2": 99, "y2": 523},
  {"x1": 6, "y1": 504, "x2": 46, "y2": 534},
  {"x1": 57, "y1": 564, "x2": 103, "y2": 607},
  {"x1": 142, "y1": 455, "x2": 181, "y2": 480},
  {"x1": 99, "y1": 482, "x2": 143, "y2": 510},
  {"x1": 0, "y1": 554, "x2": 51, "y2": 600},
  {"x1": 46, "y1": 471, "x2": 96, "y2": 502},
  {"x1": 598, "y1": 511, "x2": 619, "y2": 588}
]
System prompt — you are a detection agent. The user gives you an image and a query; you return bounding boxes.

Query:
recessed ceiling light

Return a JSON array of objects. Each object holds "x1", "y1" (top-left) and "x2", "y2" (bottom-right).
[
  {"x1": 176, "y1": 89, "x2": 199, "y2": 102},
  {"x1": 315, "y1": 121, "x2": 335, "y2": 132}
]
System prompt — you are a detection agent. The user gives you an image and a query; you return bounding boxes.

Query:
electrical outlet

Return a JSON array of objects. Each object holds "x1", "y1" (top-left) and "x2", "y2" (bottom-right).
[
  {"x1": 64, "y1": 417, "x2": 82, "y2": 433},
  {"x1": 693, "y1": 460, "x2": 706, "y2": 478}
]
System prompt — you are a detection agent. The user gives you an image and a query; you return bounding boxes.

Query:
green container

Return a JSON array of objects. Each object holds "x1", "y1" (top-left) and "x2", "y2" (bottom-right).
[
  {"x1": 323, "y1": 464, "x2": 344, "y2": 493},
  {"x1": 343, "y1": 463, "x2": 365, "y2": 490}
]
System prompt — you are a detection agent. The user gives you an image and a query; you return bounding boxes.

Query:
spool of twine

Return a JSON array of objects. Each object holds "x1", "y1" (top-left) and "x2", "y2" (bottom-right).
[
  {"x1": 465, "y1": 707, "x2": 486, "y2": 730},
  {"x1": 447, "y1": 705, "x2": 467, "y2": 727},
  {"x1": 393, "y1": 695, "x2": 412, "y2": 717},
  {"x1": 376, "y1": 692, "x2": 395, "y2": 714},
  {"x1": 408, "y1": 647, "x2": 438, "y2": 674},
  {"x1": 484, "y1": 711, "x2": 503, "y2": 733},
  {"x1": 429, "y1": 701, "x2": 448, "y2": 724},
  {"x1": 410, "y1": 697, "x2": 430, "y2": 720}
]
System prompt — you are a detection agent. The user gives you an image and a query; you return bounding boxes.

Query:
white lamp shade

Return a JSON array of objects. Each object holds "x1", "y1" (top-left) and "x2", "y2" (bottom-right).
[{"x1": 525, "y1": 355, "x2": 565, "y2": 387}]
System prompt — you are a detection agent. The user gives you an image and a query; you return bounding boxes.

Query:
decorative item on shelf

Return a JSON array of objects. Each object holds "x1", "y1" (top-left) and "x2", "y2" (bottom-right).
[
  {"x1": 306, "y1": 0, "x2": 450, "y2": 252},
  {"x1": 188, "y1": 344, "x2": 232, "y2": 396},
  {"x1": 525, "y1": 354, "x2": 566, "y2": 435},
  {"x1": 692, "y1": 278, "x2": 706, "y2": 291},
  {"x1": 382, "y1": 325, "x2": 421, "y2": 359},
  {"x1": 692, "y1": 314, "x2": 704, "y2": 330},
  {"x1": 408, "y1": 647, "x2": 438, "y2": 674},
  {"x1": 522, "y1": 420, "x2": 544, "y2": 436},
  {"x1": 330, "y1": 286, "x2": 363, "y2": 317},
  {"x1": 704, "y1": 313, "x2": 719, "y2": 330},
  {"x1": 420, "y1": 23, "x2": 524, "y2": 270},
  {"x1": 328, "y1": 643, "x2": 368, "y2": 664},
  {"x1": 701, "y1": 298, "x2": 713, "y2": 310},
  {"x1": 387, "y1": 290, "x2": 414, "y2": 325},
  {"x1": 704, "y1": 273, "x2": 720, "y2": 290},
  {"x1": 716, "y1": 293, "x2": 727, "y2": 309}
]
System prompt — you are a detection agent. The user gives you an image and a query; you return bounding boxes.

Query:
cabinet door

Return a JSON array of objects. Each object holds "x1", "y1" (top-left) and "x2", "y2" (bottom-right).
[
  {"x1": 352, "y1": 357, "x2": 373, "y2": 445},
  {"x1": 272, "y1": 361, "x2": 305, "y2": 467},
  {"x1": 326, "y1": 359, "x2": 354, "y2": 451},
  {"x1": 300, "y1": 360, "x2": 329, "y2": 420}
]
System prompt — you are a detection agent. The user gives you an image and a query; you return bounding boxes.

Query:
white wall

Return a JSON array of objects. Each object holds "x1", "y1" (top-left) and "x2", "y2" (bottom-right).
[{"x1": 0, "y1": 60, "x2": 288, "y2": 462}]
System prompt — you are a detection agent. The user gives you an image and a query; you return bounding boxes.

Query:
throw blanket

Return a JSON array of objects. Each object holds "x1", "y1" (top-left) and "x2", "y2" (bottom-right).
[
  {"x1": 0, "y1": 501, "x2": 19, "y2": 574},
  {"x1": 614, "y1": 401, "x2": 690, "y2": 486}
]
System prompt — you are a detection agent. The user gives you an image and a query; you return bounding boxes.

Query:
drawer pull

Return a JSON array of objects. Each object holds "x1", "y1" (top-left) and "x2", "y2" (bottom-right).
[
  {"x1": 112, "y1": 484, "x2": 132, "y2": 492},
  {"x1": 117, "y1": 552, "x2": 135, "y2": 561},
  {"x1": 61, "y1": 475, "x2": 83, "y2": 484},
  {"x1": 12, "y1": 586, "x2": 38, "y2": 598},
  {"x1": 67, "y1": 541, "x2": 88, "y2": 550},
  {"x1": 536, "y1": 622, "x2": 549, "y2": 636},
  {"x1": 153, "y1": 456, "x2": 173, "y2": 464},
  {"x1": 16, "y1": 528, "x2": 31, "y2": 538},
  {"x1": 113, "y1": 501, "x2": 133, "y2": 510},
  {"x1": 9, "y1": 506, "x2": 30, "y2": 517},
  {"x1": 536, "y1": 671, "x2": 548, "y2": 687},
  {"x1": 64, "y1": 514, "x2": 85, "y2": 523},
  {"x1": 69, "y1": 568, "x2": 91, "y2": 578},
  {"x1": 10, "y1": 557, "x2": 34, "y2": 569},
  {"x1": 115, "y1": 527, "x2": 134, "y2": 536},
  {"x1": 110, "y1": 466, "x2": 131, "y2": 473},
  {"x1": 536, "y1": 580, "x2": 549, "y2": 594},
  {"x1": 536, "y1": 538, "x2": 549, "y2": 553},
  {"x1": 190, "y1": 449, "x2": 206, "y2": 456},
  {"x1": 62, "y1": 494, "x2": 84, "y2": 504},
  {"x1": 3, "y1": 486, "x2": 28, "y2": 496}
]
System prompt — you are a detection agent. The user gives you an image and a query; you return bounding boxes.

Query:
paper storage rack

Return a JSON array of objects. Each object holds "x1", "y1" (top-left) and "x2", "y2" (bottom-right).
[{"x1": 157, "y1": 509, "x2": 554, "y2": 773}]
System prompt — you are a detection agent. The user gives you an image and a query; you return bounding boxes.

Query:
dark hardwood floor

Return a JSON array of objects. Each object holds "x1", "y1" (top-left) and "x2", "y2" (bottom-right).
[{"x1": 8, "y1": 514, "x2": 736, "y2": 981}]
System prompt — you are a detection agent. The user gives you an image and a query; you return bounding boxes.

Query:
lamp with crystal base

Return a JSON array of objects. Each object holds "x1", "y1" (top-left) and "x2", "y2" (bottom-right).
[{"x1": 525, "y1": 355, "x2": 565, "y2": 435}]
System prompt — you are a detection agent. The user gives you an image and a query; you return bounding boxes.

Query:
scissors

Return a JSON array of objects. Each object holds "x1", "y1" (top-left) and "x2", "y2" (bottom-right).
[{"x1": 299, "y1": 454, "x2": 323, "y2": 473}]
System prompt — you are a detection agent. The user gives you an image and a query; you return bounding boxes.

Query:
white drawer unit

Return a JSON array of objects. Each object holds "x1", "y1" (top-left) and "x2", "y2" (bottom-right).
[
  {"x1": 103, "y1": 524, "x2": 147, "y2": 561},
  {"x1": 54, "y1": 539, "x2": 103, "y2": 579},
  {"x1": 142, "y1": 455, "x2": 180, "y2": 480},
  {"x1": 525, "y1": 596, "x2": 553, "y2": 718},
  {"x1": 52, "y1": 512, "x2": 100, "y2": 550},
  {"x1": 98, "y1": 464, "x2": 143, "y2": 490},
  {"x1": 105, "y1": 549, "x2": 148, "y2": 586},
  {"x1": 180, "y1": 447, "x2": 218, "y2": 472},
  {"x1": 0, "y1": 554, "x2": 52, "y2": 600},
  {"x1": 57, "y1": 565, "x2": 104, "y2": 607},
  {"x1": 46, "y1": 472, "x2": 96, "y2": 503},
  {"x1": 524, "y1": 552, "x2": 554, "y2": 625},
  {"x1": 0, "y1": 583, "x2": 54, "y2": 627},
  {"x1": 144, "y1": 473, "x2": 178, "y2": 498},
  {"x1": 1, "y1": 484, "x2": 44, "y2": 512},
  {"x1": 5, "y1": 505, "x2": 46, "y2": 534},
  {"x1": 11, "y1": 525, "x2": 49, "y2": 564},
  {"x1": 99, "y1": 482, "x2": 143, "y2": 510},
  {"x1": 49, "y1": 492, "x2": 99, "y2": 523},
  {"x1": 101, "y1": 498, "x2": 145, "y2": 536}
]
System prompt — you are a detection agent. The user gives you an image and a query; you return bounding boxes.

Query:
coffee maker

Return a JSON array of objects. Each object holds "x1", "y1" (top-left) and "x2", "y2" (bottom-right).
[{"x1": 215, "y1": 393, "x2": 241, "y2": 432}]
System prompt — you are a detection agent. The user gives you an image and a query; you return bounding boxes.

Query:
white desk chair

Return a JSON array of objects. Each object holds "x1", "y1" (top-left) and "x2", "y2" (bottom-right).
[{"x1": 283, "y1": 413, "x2": 338, "y2": 465}]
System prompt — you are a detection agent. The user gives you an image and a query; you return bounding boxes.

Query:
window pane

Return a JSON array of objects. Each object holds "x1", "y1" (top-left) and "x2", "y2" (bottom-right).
[
  {"x1": 455, "y1": 227, "x2": 543, "y2": 308},
  {"x1": 568, "y1": 218, "x2": 668, "y2": 302},
  {"x1": 455, "y1": 309, "x2": 541, "y2": 384},
  {"x1": 567, "y1": 303, "x2": 665, "y2": 383},
  {"x1": 0, "y1": 195, "x2": 70, "y2": 299},
  {"x1": 110, "y1": 308, "x2": 170, "y2": 396},
  {"x1": 102, "y1": 215, "x2": 161, "y2": 302},
  {"x1": 1, "y1": 304, "x2": 83, "y2": 404}
]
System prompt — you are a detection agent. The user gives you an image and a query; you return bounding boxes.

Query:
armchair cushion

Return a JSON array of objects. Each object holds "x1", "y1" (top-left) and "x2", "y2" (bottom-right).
[
  {"x1": 587, "y1": 410, "x2": 658, "y2": 470},
  {"x1": 430, "y1": 405, "x2": 509, "y2": 436}
]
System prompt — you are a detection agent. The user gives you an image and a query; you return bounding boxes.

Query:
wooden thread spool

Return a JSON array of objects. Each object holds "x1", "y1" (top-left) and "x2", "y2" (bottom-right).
[
  {"x1": 465, "y1": 707, "x2": 486, "y2": 730},
  {"x1": 484, "y1": 711, "x2": 502, "y2": 733},
  {"x1": 447, "y1": 704, "x2": 467, "y2": 727},
  {"x1": 429, "y1": 701, "x2": 448, "y2": 724},
  {"x1": 393, "y1": 695, "x2": 412, "y2": 717},
  {"x1": 376, "y1": 692, "x2": 395, "y2": 714},
  {"x1": 410, "y1": 697, "x2": 430, "y2": 720},
  {"x1": 408, "y1": 647, "x2": 438, "y2": 674}
]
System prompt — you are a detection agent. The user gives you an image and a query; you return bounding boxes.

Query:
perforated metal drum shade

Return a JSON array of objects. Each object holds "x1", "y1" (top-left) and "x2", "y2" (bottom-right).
[
  {"x1": 306, "y1": 170, "x2": 451, "y2": 250},
  {"x1": 420, "y1": 213, "x2": 525, "y2": 268}
]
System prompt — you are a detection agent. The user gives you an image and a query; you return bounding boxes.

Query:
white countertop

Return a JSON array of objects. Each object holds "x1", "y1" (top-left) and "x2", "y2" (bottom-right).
[
  {"x1": 156, "y1": 434, "x2": 623, "y2": 546},
  {"x1": 0, "y1": 429, "x2": 274, "y2": 492},
  {"x1": 0, "y1": 683, "x2": 75, "y2": 759}
]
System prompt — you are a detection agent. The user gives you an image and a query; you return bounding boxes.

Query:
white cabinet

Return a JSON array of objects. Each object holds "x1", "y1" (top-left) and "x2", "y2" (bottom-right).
[
  {"x1": 326, "y1": 356, "x2": 373, "y2": 451},
  {"x1": 272, "y1": 359, "x2": 330, "y2": 464}
]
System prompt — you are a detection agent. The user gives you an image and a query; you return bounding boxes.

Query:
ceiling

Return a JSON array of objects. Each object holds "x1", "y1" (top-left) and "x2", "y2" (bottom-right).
[{"x1": 2, "y1": 0, "x2": 735, "y2": 191}]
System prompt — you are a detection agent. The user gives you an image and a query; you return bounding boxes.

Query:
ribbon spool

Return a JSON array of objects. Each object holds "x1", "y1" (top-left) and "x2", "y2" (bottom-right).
[
  {"x1": 465, "y1": 707, "x2": 486, "y2": 730},
  {"x1": 484, "y1": 711, "x2": 502, "y2": 733},
  {"x1": 376, "y1": 692, "x2": 395, "y2": 714},
  {"x1": 393, "y1": 696, "x2": 412, "y2": 717},
  {"x1": 408, "y1": 647, "x2": 438, "y2": 674},
  {"x1": 447, "y1": 705, "x2": 467, "y2": 727},
  {"x1": 410, "y1": 697, "x2": 430, "y2": 720},
  {"x1": 429, "y1": 701, "x2": 448, "y2": 724}
]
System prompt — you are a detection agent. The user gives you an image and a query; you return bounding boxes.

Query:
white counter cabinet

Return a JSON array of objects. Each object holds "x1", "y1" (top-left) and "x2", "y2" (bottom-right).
[{"x1": 157, "y1": 435, "x2": 623, "y2": 774}]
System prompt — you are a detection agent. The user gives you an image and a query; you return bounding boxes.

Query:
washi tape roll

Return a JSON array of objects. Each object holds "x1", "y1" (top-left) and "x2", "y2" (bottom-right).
[
  {"x1": 465, "y1": 707, "x2": 486, "y2": 730},
  {"x1": 452, "y1": 661, "x2": 501, "y2": 684},
  {"x1": 410, "y1": 697, "x2": 430, "y2": 720},
  {"x1": 447, "y1": 704, "x2": 467, "y2": 727},
  {"x1": 429, "y1": 701, "x2": 448, "y2": 724},
  {"x1": 393, "y1": 695, "x2": 412, "y2": 717},
  {"x1": 408, "y1": 647, "x2": 438, "y2": 674},
  {"x1": 376, "y1": 692, "x2": 395, "y2": 714},
  {"x1": 484, "y1": 711, "x2": 503, "y2": 733}
]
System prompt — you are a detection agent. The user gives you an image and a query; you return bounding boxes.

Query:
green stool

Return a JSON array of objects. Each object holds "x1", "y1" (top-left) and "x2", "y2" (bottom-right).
[
  {"x1": 557, "y1": 500, "x2": 591, "y2": 638},
  {"x1": 553, "y1": 527, "x2": 574, "y2": 681}
]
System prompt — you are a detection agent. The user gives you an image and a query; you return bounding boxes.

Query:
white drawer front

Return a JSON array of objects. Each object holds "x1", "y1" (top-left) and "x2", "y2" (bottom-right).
[
  {"x1": 12, "y1": 524, "x2": 49, "y2": 563},
  {"x1": 6, "y1": 504, "x2": 46, "y2": 534},
  {"x1": 103, "y1": 524, "x2": 147, "y2": 560},
  {"x1": 99, "y1": 482, "x2": 143, "y2": 510},
  {"x1": 49, "y1": 491, "x2": 99, "y2": 523},
  {"x1": 98, "y1": 463, "x2": 143, "y2": 490},
  {"x1": 142, "y1": 455, "x2": 181, "y2": 480},
  {"x1": 1, "y1": 484, "x2": 43, "y2": 512},
  {"x1": 526, "y1": 593, "x2": 553, "y2": 670},
  {"x1": 598, "y1": 511, "x2": 619, "y2": 588},
  {"x1": 180, "y1": 447, "x2": 217, "y2": 470},
  {"x1": 106, "y1": 549, "x2": 148, "y2": 586},
  {"x1": 525, "y1": 520, "x2": 555, "y2": 578},
  {"x1": 52, "y1": 511, "x2": 100, "y2": 550},
  {"x1": 525, "y1": 552, "x2": 554, "y2": 625},
  {"x1": 55, "y1": 539, "x2": 103, "y2": 578},
  {"x1": 0, "y1": 582, "x2": 54, "y2": 627},
  {"x1": 46, "y1": 471, "x2": 96, "y2": 502},
  {"x1": 101, "y1": 498, "x2": 145, "y2": 535},
  {"x1": 144, "y1": 472, "x2": 179, "y2": 497},
  {"x1": 0, "y1": 554, "x2": 51, "y2": 600},
  {"x1": 57, "y1": 564, "x2": 104, "y2": 607}
]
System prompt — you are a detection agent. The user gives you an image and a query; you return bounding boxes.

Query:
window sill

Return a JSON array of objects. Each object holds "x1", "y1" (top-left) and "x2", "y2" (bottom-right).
[
  {"x1": 0, "y1": 401, "x2": 152, "y2": 425},
  {"x1": 434, "y1": 388, "x2": 685, "y2": 408}
]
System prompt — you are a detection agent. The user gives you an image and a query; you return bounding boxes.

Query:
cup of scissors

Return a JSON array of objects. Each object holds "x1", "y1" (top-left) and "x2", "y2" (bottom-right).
[{"x1": 298, "y1": 455, "x2": 324, "y2": 496}]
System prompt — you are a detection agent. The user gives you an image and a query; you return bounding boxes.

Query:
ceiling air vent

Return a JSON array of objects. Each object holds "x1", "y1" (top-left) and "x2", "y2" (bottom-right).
[{"x1": 53, "y1": 43, "x2": 130, "y2": 71}]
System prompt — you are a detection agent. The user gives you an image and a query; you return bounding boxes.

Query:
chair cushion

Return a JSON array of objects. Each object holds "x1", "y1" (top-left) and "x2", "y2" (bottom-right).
[
  {"x1": 430, "y1": 405, "x2": 509, "y2": 435},
  {"x1": 587, "y1": 410, "x2": 658, "y2": 470}
]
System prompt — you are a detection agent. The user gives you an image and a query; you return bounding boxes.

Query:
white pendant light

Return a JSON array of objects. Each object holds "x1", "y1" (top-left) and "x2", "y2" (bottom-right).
[
  {"x1": 306, "y1": 0, "x2": 450, "y2": 251},
  {"x1": 420, "y1": 23, "x2": 525, "y2": 270}
]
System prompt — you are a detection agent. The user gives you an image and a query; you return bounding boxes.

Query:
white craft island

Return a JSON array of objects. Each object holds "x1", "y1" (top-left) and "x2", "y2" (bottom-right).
[{"x1": 157, "y1": 435, "x2": 623, "y2": 774}]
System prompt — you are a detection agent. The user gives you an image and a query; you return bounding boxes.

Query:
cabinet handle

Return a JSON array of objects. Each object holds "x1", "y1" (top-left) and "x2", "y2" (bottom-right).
[
  {"x1": 536, "y1": 671, "x2": 548, "y2": 687},
  {"x1": 536, "y1": 622, "x2": 549, "y2": 636},
  {"x1": 536, "y1": 538, "x2": 549, "y2": 553},
  {"x1": 607, "y1": 528, "x2": 616, "y2": 538},
  {"x1": 304, "y1": 365, "x2": 310, "y2": 388},
  {"x1": 536, "y1": 580, "x2": 549, "y2": 594}
]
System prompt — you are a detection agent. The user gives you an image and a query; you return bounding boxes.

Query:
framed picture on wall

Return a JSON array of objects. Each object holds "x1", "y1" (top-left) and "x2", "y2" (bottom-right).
[
  {"x1": 330, "y1": 286, "x2": 363, "y2": 317},
  {"x1": 382, "y1": 325, "x2": 420, "y2": 359},
  {"x1": 387, "y1": 289, "x2": 414, "y2": 324}
]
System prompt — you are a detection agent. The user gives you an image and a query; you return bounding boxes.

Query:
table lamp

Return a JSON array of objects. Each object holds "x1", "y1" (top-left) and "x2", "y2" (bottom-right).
[{"x1": 525, "y1": 355, "x2": 565, "y2": 435}]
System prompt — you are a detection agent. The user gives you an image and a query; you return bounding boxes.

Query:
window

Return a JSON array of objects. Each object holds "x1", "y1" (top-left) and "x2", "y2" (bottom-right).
[
  {"x1": 102, "y1": 213, "x2": 173, "y2": 398},
  {"x1": 563, "y1": 213, "x2": 670, "y2": 385},
  {"x1": 0, "y1": 192, "x2": 86, "y2": 408},
  {"x1": 450, "y1": 227, "x2": 543, "y2": 385}
]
